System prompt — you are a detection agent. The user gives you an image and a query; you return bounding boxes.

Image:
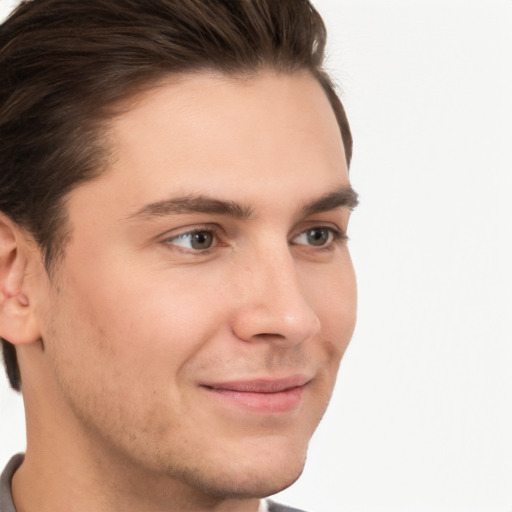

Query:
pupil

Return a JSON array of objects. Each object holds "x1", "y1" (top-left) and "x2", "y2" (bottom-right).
[
  {"x1": 307, "y1": 229, "x2": 328, "y2": 246},
  {"x1": 192, "y1": 232, "x2": 213, "y2": 249}
]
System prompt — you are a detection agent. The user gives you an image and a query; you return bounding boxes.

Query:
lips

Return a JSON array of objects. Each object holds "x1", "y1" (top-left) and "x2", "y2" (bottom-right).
[{"x1": 200, "y1": 375, "x2": 311, "y2": 413}]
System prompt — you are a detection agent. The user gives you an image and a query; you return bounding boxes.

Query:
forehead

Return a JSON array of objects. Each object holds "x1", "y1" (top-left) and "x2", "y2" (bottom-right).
[{"x1": 72, "y1": 71, "x2": 349, "y2": 221}]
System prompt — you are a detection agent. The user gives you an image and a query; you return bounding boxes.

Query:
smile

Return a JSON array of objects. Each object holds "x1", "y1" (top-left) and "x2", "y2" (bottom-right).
[{"x1": 200, "y1": 375, "x2": 311, "y2": 414}]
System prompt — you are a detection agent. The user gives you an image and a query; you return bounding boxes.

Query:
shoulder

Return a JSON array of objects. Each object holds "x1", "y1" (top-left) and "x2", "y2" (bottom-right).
[
  {"x1": 0, "y1": 454, "x2": 24, "y2": 512},
  {"x1": 267, "y1": 499, "x2": 312, "y2": 512}
]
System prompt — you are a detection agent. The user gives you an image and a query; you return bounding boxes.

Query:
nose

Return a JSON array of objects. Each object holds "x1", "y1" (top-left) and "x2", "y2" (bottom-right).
[{"x1": 231, "y1": 248, "x2": 321, "y2": 346}]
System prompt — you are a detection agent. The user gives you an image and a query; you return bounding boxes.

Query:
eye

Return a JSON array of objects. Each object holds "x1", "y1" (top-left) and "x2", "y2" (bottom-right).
[
  {"x1": 291, "y1": 227, "x2": 340, "y2": 247},
  {"x1": 166, "y1": 230, "x2": 216, "y2": 251}
]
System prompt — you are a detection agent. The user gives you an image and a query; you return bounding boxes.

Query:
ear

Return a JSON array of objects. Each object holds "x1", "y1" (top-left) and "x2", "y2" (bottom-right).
[{"x1": 0, "y1": 214, "x2": 42, "y2": 345}]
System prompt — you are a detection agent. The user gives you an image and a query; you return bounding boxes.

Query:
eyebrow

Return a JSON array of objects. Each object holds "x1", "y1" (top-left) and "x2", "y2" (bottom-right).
[
  {"x1": 128, "y1": 185, "x2": 358, "y2": 222},
  {"x1": 300, "y1": 186, "x2": 359, "y2": 217},
  {"x1": 128, "y1": 194, "x2": 254, "y2": 221}
]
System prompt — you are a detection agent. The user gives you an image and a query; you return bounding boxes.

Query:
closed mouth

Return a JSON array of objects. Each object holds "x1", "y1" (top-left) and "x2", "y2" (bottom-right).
[{"x1": 200, "y1": 375, "x2": 311, "y2": 413}]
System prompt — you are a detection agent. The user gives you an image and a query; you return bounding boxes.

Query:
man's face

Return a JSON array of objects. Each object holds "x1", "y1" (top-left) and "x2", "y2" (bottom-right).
[{"x1": 33, "y1": 71, "x2": 357, "y2": 500}]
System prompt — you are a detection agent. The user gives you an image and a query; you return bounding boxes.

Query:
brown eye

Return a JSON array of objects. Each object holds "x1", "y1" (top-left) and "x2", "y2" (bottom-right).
[
  {"x1": 167, "y1": 230, "x2": 215, "y2": 250},
  {"x1": 292, "y1": 227, "x2": 334, "y2": 247},
  {"x1": 190, "y1": 231, "x2": 214, "y2": 250},
  {"x1": 305, "y1": 228, "x2": 331, "y2": 246}
]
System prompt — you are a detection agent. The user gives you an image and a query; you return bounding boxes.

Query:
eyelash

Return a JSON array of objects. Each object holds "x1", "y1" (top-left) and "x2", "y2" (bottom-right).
[
  {"x1": 163, "y1": 226, "x2": 224, "y2": 253},
  {"x1": 162, "y1": 225, "x2": 347, "y2": 255},
  {"x1": 291, "y1": 226, "x2": 347, "y2": 249}
]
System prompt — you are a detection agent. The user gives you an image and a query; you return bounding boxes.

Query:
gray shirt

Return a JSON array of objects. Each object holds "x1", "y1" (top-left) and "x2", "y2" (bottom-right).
[
  {"x1": 0, "y1": 455, "x2": 22, "y2": 512},
  {"x1": 0, "y1": 454, "x2": 308, "y2": 512}
]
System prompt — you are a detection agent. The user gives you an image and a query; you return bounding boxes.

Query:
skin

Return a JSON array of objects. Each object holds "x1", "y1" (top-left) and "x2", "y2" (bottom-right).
[{"x1": 1, "y1": 70, "x2": 357, "y2": 512}]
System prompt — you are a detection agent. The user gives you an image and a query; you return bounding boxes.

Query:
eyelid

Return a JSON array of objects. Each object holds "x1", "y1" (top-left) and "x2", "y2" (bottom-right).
[
  {"x1": 160, "y1": 224, "x2": 224, "y2": 253},
  {"x1": 158, "y1": 222, "x2": 348, "y2": 255},
  {"x1": 291, "y1": 221, "x2": 347, "y2": 239},
  {"x1": 290, "y1": 225, "x2": 348, "y2": 247}
]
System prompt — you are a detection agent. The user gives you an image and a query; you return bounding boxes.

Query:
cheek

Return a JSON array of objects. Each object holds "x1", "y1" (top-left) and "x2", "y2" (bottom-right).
[
  {"x1": 305, "y1": 251, "x2": 357, "y2": 320},
  {"x1": 305, "y1": 253, "x2": 357, "y2": 355},
  {"x1": 52, "y1": 257, "x2": 228, "y2": 376},
  {"x1": 41, "y1": 260, "x2": 231, "y2": 439}
]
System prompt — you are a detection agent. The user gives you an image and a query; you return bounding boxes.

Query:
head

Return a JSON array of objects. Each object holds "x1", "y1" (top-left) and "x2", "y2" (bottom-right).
[
  {"x1": 0, "y1": 0, "x2": 356, "y2": 505},
  {"x1": 0, "y1": 0, "x2": 352, "y2": 392}
]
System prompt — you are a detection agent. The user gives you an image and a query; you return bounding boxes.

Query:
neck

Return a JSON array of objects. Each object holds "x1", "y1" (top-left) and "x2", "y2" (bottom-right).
[{"x1": 12, "y1": 447, "x2": 261, "y2": 512}]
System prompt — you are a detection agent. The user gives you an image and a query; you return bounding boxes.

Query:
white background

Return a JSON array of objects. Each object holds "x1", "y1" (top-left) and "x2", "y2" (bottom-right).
[{"x1": 0, "y1": 1, "x2": 511, "y2": 511}]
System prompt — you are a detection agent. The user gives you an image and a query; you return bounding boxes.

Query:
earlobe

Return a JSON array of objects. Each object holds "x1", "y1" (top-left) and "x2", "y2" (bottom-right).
[{"x1": 0, "y1": 215, "x2": 42, "y2": 345}]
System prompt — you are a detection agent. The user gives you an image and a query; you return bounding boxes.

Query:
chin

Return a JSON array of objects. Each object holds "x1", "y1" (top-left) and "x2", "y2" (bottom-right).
[
  {"x1": 191, "y1": 463, "x2": 305, "y2": 500},
  {"x1": 163, "y1": 440, "x2": 309, "y2": 501},
  {"x1": 244, "y1": 460, "x2": 305, "y2": 497}
]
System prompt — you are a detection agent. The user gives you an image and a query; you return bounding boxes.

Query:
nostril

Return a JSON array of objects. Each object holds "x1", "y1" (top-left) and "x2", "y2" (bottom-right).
[{"x1": 253, "y1": 332, "x2": 287, "y2": 341}]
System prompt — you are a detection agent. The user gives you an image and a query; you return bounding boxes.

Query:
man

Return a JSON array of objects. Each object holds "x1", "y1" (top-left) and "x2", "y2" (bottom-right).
[{"x1": 0, "y1": 1, "x2": 358, "y2": 511}]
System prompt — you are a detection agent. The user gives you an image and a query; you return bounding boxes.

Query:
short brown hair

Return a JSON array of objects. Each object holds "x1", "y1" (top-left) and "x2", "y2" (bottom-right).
[{"x1": 0, "y1": 0, "x2": 352, "y2": 391}]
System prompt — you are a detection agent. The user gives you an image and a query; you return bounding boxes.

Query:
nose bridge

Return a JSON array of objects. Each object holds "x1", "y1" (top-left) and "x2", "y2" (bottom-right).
[
  {"x1": 259, "y1": 245, "x2": 302, "y2": 308},
  {"x1": 232, "y1": 238, "x2": 321, "y2": 344}
]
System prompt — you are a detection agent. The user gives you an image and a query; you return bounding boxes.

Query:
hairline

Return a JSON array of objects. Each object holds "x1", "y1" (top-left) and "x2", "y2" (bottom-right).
[{"x1": 44, "y1": 66, "x2": 352, "y2": 276}]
